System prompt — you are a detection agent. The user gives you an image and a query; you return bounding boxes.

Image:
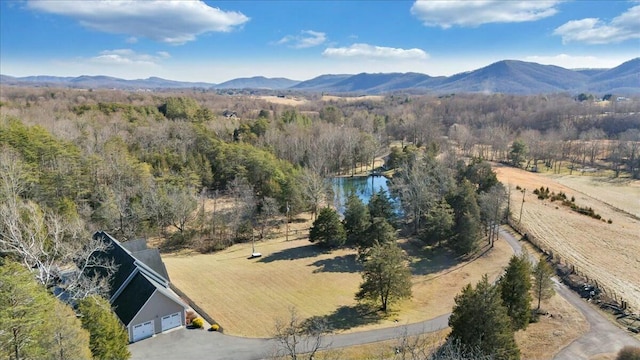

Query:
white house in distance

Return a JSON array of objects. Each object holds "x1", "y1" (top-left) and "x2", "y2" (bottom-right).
[{"x1": 91, "y1": 231, "x2": 189, "y2": 342}]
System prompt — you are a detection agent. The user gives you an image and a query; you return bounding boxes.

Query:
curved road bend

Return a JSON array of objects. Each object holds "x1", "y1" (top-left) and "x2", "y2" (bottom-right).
[
  {"x1": 130, "y1": 228, "x2": 639, "y2": 360},
  {"x1": 498, "y1": 229, "x2": 640, "y2": 359}
]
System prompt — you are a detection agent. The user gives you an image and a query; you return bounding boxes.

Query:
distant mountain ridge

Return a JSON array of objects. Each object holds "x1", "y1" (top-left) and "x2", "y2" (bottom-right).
[{"x1": 2, "y1": 58, "x2": 638, "y2": 95}]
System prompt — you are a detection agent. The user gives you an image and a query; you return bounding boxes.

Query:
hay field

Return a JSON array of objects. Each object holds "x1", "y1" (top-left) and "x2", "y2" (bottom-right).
[
  {"x1": 164, "y1": 229, "x2": 513, "y2": 337},
  {"x1": 493, "y1": 164, "x2": 640, "y2": 311},
  {"x1": 321, "y1": 95, "x2": 385, "y2": 102},
  {"x1": 550, "y1": 175, "x2": 640, "y2": 218},
  {"x1": 254, "y1": 95, "x2": 308, "y2": 106}
]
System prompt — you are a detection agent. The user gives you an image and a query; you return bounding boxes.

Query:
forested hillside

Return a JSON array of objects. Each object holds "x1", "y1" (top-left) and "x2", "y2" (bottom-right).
[
  {"x1": 1, "y1": 88, "x2": 638, "y2": 248},
  {"x1": 1, "y1": 86, "x2": 638, "y2": 357}
]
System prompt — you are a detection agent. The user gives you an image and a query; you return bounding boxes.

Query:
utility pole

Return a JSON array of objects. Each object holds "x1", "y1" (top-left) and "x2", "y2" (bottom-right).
[
  {"x1": 285, "y1": 201, "x2": 290, "y2": 242},
  {"x1": 519, "y1": 188, "x2": 526, "y2": 225}
]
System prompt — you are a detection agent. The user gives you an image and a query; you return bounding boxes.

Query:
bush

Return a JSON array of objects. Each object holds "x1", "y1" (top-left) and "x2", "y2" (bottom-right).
[
  {"x1": 191, "y1": 317, "x2": 204, "y2": 328},
  {"x1": 616, "y1": 346, "x2": 640, "y2": 360},
  {"x1": 608, "y1": 219, "x2": 613, "y2": 224},
  {"x1": 209, "y1": 323, "x2": 220, "y2": 331}
]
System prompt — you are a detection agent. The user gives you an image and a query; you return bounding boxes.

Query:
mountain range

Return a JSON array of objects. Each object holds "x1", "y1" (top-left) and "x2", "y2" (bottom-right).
[{"x1": 1, "y1": 58, "x2": 638, "y2": 95}]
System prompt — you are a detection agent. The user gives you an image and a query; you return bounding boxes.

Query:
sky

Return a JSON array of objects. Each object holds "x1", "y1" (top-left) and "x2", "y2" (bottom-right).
[{"x1": 1, "y1": 0, "x2": 639, "y2": 83}]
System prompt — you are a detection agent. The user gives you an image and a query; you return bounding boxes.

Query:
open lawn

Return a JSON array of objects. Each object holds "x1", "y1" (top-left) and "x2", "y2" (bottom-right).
[
  {"x1": 493, "y1": 163, "x2": 640, "y2": 311},
  {"x1": 164, "y1": 224, "x2": 513, "y2": 337}
]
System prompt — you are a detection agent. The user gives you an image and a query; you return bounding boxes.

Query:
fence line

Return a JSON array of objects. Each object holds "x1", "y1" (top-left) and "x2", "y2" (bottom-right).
[
  {"x1": 170, "y1": 283, "x2": 222, "y2": 332},
  {"x1": 507, "y1": 217, "x2": 631, "y2": 313}
]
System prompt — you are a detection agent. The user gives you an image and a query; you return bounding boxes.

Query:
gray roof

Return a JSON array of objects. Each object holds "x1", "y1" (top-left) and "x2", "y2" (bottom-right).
[
  {"x1": 130, "y1": 248, "x2": 170, "y2": 282},
  {"x1": 91, "y1": 231, "x2": 186, "y2": 326},
  {"x1": 112, "y1": 271, "x2": 156, "y2": 325},
  {"x1": 121, "y1": 238, "x2": 148, "y2": 253}
]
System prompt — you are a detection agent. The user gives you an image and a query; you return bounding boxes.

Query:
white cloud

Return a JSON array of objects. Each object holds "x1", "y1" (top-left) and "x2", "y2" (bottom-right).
[
  {"x1": 276, "y1": 30, "x2": 326, "y2": 49},
  {"x1": 27, "y1": 0, "x2": 249, "y2": 45},
  {"x1": 553, "y1": 5, "x2": 640, "y2": 44},
  {"x1": 90, "y1": 49, "x2": 170, "y2": 66},
  {"x1": 125, "y1": 37, "x2": 138, "y2": 44},
  {"x1": 411, "y1": 0, "x2": 560, "y2": 28},
  {"x1": 322, "y1": 43, "x2": 429, "y2": 60},
  {"x1": 523, "y1": 54, "x2": 632, "y2": 69}
]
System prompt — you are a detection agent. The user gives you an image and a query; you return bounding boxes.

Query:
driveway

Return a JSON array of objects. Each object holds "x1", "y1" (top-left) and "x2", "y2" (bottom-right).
[
  {"x1": 130, "y1": 228, "x2": 639, "y2": 359},
  {"x1": 498, "y1": 229, "x2": 640, "y2": 359}
]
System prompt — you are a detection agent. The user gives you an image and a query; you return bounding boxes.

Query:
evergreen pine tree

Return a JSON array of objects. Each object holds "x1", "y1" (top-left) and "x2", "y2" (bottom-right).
[
  {"x1": 343, "y1": 193, "x2": 370, "y2": 244},
  {"x1": 77, "y1": 296, "x2": 131, "y2": 360},
  {"x1": 356, "y1": 242, "x2": 412, "y2": 312},
  {"x1": 309, "y1": 207, "x2": 347, "y2": 248},
  {"x1": 448, "y1": 180, "x2": 482, "y2": 255},
  {"x1": 533, "y1": 256, "x2": 555, "y2": 311},
  {"x1": 449, "y1": 275, "x2": 520, "y2": 360},
  {"x1": 500, "y1": 254, "x2": 532, "y2": 330}
]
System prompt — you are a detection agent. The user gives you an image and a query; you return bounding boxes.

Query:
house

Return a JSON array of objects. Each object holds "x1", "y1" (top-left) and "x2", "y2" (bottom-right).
[{"x1": 91, "y1": 231, "x2": 188, "y2": 343}]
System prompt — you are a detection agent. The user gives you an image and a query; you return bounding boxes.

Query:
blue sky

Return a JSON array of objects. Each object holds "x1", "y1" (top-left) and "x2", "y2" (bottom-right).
[{"x1": 1, "y1": 0, "x2": 639, "y2": 83}]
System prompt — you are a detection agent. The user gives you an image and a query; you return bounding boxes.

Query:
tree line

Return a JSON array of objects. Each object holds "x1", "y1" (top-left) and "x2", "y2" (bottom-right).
[{"x1": 1, "y1": 86, "x2": 638, "y2": 359}]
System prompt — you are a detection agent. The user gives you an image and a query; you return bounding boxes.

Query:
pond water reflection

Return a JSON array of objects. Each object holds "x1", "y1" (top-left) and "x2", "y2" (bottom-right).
[{"x1": 331, "y1": 175, "x2": 394, "y2": 215}]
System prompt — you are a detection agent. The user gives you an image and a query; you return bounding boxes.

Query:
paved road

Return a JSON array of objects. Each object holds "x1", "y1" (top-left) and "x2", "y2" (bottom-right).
[
  {"x1": 130, "y1": 229, "x2": 639, "y2": 359},
  {"x1": 498, "y1": 229, "x2": 640, "y2": 359},
  {"x1": 129, "y1": 311, "x2": 450, "y2": 359}
]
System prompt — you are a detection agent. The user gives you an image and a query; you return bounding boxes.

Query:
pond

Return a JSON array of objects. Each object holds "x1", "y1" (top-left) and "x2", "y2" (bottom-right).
[{"x1": 331, "y1": 175, "x2": 395, "y2": 215}]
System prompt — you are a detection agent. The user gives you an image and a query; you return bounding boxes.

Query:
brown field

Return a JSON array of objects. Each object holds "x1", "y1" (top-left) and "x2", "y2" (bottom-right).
[
  {"x1": 515, "y1": 293, "x2": 589, "y2": 360},
  {"x1": 254, "y1": 95, "x2": 308, "y2": 106},
  {"x1": 550, "y1": 175, "x2": 640, "y2": 218},
  {"x1": 323, "y1": 291, "x2": 588, "y2": 360},
  {"x1": 321, "y1": 95, "x2": 385, "y2": 102},
  {"x1": 493, "y1": 163, "x2": 640, "y2": 311},
  {"x1": 164, "y1": 224, "x2": 514, "y2": 337}
]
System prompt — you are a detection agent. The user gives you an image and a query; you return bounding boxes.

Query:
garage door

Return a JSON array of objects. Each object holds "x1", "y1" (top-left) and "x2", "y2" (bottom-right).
[
  {"x1": 132, "y1": 320, "x2": 154, "y2": 342},
  {"x1": 161, "y1": 312, "x2": 182, "y2": 332}
]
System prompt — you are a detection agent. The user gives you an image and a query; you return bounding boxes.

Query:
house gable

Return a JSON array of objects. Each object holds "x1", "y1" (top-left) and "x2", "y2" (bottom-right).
[
  {"x1": 90, "y1": 231, "x2": 188, "y2": 340},
  {"x1": 91, "y1": 231, "x2": 138, "y2": 299},
  {"x1": 112, "y1": 272, "x2": 156, "y2": 326}
]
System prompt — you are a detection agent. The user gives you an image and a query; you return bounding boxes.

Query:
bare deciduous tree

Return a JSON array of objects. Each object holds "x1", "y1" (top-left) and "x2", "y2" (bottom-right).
[
  {"x1": 272, "y1": 307, "x2": 330, "y2": 360},
  {"x1": 0, "y1": 148, "x2": 115, "y2": 299}
]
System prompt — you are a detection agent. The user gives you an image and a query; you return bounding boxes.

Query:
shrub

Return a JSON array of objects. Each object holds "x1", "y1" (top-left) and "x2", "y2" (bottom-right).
[
  {"x1": 210, "y1": 323, "x2": 220, "y2": 331},
  {"x1": 608, "y1": 219, "x2": 613, "y2": 224},
  {"x1": 616, "y1": 346, "x2": 640, "y2": 360},
  {"x1": 191, "y1": 317, "x2": 204, "y2": 328}
]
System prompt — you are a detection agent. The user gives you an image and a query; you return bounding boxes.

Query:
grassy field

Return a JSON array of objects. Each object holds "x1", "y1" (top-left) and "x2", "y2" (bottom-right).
[
  {"x1": 164, "y1": 221, "x2": 514, "y2": 338},
  {"x1": 321, "y1": 95, "x2": 385, "y2": 102},
  {"x1": 493, "y1": 163, "x2": 640, "y2": 311},
  {"x1": 310, "y1": 291, "x2": 588, "y2": 360}
]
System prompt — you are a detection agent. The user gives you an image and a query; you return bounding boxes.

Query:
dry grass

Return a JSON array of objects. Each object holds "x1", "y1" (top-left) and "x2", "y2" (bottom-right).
[
  {"x1": 317, "y1": 329, "x2": 450, "y2": 360},
  {"x1": 515, "y1": 294, "x2": 589, "y2": 360},
  {"x1": 494, "y1": 163, "x2": 640, "y2": 311},
  {"x1": 254, "y1": 95, "x2": 308, "y2": 106},
  {"x1": 550, "y1": 175, "x2": 640, "y2": 218},
  {"x1": 164, "y1": 223, "x2": 514, "y2": 337},
  {"x1": 322, "y1": 95, "x2": 385, "y2": 102}
]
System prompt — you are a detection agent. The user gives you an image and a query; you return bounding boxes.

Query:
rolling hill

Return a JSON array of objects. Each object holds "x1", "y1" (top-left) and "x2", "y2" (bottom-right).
[
  {"x1": 2, "y1": 58, "x2": 638, "y2": 95},
  {"x1": 214, "y1": 76, "x2": 300, "y2": 90}
]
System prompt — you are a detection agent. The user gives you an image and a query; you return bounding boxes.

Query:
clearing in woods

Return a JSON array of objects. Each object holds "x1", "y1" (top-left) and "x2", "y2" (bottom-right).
[
  {"x1": 164, "y1": 224, "x2": 513, "y2": 338},
  {"x1": 493, "y1": 163, "x2": 640, "y2": 311}
]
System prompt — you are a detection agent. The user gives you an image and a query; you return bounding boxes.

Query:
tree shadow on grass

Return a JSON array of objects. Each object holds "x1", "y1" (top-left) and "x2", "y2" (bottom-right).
[
  {"x1": 304, "y1": 304, "x2": 382, "y2": 332},
  {"x1": 310, "y1": 254, "x2": 362, "y2": 273},
  {"x1": 400, "y1": 239, "x2": 465, "y2": 276},
  {"x1": 258, "y1": 243, "x2": 325, "y2": 263}
]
